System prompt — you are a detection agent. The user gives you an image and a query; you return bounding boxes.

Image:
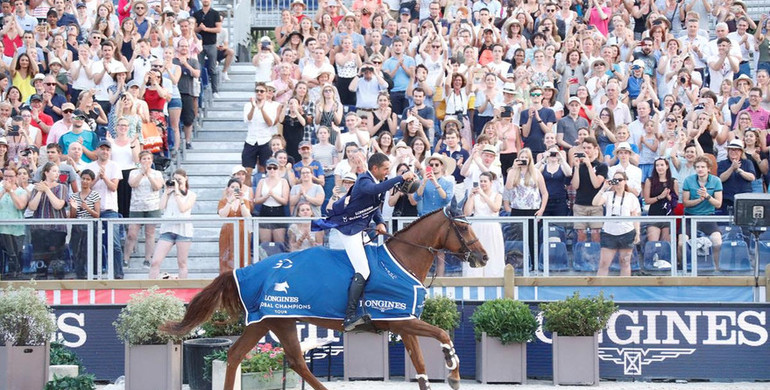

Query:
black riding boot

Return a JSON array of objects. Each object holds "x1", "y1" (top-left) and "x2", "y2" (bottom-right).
[{"x1": 343, "y1": 273, "x2": 371, "y2": 332}]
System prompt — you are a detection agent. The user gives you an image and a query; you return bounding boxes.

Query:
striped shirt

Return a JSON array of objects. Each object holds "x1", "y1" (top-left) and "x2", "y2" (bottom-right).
[{"x1": 69, "y1": 191, "x2": 101, "y2": 219}]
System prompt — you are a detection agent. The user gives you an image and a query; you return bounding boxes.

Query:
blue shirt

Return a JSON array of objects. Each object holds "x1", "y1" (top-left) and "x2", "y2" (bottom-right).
[
  {"x1": 717, "y1": 159, "x2": 755, "y2": 202},
  {"x1": 313, "y1": 171, "x2": 404, "y2": 235},
  {"x1": 293, "y1": 160, "x2": 325, "y2": 181},
  {"x1": 439, "y1": 147, "x2": 469, "y2": 184},
  {"x1": 59, "y1": 130, "x2": 99, "y2": 163},
  {"x1": 413, "y1": 176, "x2": 454, "y2": 216},
  {"x1": 604, "y1": 143, "x2": 640, "y2": 161},
  {"x1": 383, "y1": 56, "x2": 416, "y2": 92},
  {"x1": 682, "y1": 174, "x2": 722, "y2": 215},
  {"x1": 519, "y1": 107, "x2": 556, "y2": 153}
]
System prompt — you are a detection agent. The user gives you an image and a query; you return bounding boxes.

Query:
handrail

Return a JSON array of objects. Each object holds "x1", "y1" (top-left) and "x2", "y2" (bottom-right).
[{"x1": 1, "y1": 214, "x2": 759, "y2": 281}]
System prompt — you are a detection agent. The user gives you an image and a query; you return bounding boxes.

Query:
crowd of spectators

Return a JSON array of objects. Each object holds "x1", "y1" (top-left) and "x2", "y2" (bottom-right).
[{"x1": 0, "y1": 0, "x2": 768, "y2": 279}]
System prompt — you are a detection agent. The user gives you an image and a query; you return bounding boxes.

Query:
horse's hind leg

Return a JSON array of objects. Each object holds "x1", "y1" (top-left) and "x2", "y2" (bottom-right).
[
  {"x1": 270, "y1": 319, "x2": 328, "y2": 390},
  {"x1": 402, "y1": 334, "x2": 431, "y2": 390},
  {"x1": 224, "y1": 323, "x2": 269, "y2": 390},
  {"x1": 390, "y1": 319, "x2": 461, "y2": 390}
]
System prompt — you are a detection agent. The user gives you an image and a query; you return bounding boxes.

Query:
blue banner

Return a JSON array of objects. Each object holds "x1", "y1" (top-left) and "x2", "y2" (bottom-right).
[{"x1": 52, "y1": 301, "x2": 770, "y2": 382}]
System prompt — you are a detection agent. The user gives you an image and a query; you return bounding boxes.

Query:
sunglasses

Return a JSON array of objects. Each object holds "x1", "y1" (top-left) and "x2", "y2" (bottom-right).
[
  {"x1": 666, "y1": 118, "x2": 677, "y2": 122},
  {"x1": 45, "y1": 82, "x2": 56, "y2": 86},
  {"x1": 530, "y1": 93, "x2": 542, "y2": 97},
  {"x1": 429, "y1": 163, "x2": 442, "y2": 167},
  {"x1": 63, "y1": 110, "x2": 73, "y2": 113},
  {"x1": 255, "y1": 89, "x2": 266, "y2": 93},
  {"x1": 266, "y1": 166, "x2": 278, "y2": 170}
]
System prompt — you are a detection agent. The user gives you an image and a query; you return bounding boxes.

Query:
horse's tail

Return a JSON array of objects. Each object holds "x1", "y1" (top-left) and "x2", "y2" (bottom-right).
[{"x1": 160, "y1": 272, "x2": 242, "y2": 336}]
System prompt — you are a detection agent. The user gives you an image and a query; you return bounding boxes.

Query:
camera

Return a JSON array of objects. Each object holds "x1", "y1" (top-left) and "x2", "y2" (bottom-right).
[
  {"x1": 7, "y1": 125, "x2": 19, "y2": 136},
  {"x1": 574, "y1": 152, "x2": 586, "y2": 158},
  {"x1": 516, "y1": 159, "x2": 527, "y2": 166},
  {"x1": 261, "y1": 41, "x2": 270, "y2": 50},
  {"x1": 693, "y1": 104, "x2": 705, "y2": 111},
  {"x1": 679, "y1": 76, "x2": 687, "y2": 84},
  {"x1": 608, "y1": 178, "x2": 621, "y2": 185},
  {"x1": 166, "y1": 178, "x2": 177, "y2": 187},
  {"x1": 550, "y1": 151, "x2": 558, "y2": 157}
]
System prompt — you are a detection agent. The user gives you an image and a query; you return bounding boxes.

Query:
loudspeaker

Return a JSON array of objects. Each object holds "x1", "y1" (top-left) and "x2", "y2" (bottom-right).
[{"x1": 734, "y1": 193, "x2": 770, "y2": 227}]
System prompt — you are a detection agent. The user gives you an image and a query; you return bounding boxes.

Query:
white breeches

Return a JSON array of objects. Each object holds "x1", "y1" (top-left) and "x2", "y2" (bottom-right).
[{"x1": 335, "y1": 229, "x2": 370, "y2": 279}]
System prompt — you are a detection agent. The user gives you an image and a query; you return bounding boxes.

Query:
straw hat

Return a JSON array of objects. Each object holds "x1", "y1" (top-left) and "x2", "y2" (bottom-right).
[{"x1": 423, "y1": 152, "x2": 457, "y2": 175}]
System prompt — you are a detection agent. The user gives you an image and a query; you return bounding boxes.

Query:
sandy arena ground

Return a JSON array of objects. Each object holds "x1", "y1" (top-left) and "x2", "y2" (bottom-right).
[{"x1": 98, "y1": 379, "x2": 770, "y2": 389}]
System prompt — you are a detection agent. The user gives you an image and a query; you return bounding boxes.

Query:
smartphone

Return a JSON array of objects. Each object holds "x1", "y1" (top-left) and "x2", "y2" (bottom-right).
[
  {"x1": 516, "y1": 159, "x2": 527, "y2": 166},
  {"x1": 234, "y1": 187, "x2": 240, "y2": 194},
  {"x1": 473, "y1": 182, "x2": 479, "y2": 188},
  {"x1": 426, "y1": 166, "x2": 432, "y2": 174},
  {"x1": 575, "y1": 152, "x2": 586, "y2": 158}
]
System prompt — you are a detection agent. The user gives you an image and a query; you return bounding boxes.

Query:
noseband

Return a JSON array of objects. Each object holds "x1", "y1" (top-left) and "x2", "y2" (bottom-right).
[{"x1": 442, "y1": 210, "x2": 479, "y2": 263}]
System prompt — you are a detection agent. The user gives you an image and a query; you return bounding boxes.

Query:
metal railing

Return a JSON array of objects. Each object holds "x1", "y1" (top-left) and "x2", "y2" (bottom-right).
[{"x1": 2, "y1": 215, "x2": 766, "y2": 280}]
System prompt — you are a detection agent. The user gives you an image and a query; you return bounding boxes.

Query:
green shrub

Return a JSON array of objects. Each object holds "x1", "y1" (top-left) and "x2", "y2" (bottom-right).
[
  {"x1": 0, "y1": 286, "x2": 56, "y2": 346},
  {"x1": 50, "y1": 342, "x2": 83, "y2": 368},
  {"x1": 539, "y1": 292, "x2": 618, "y2": 337},
  {"x1": 44, "y1": 374, "x2": 95, "y2": 390},
  {"x1": 113, "y1": 287, "x2": 188, "y2": 345},
  {"x1": 470, "y1": 299, "x2": 537, "y2": 345},
  {"x1": 200, "y1": 310, "x2": 245, "y2": 337},
  {"x1": 420, "y1": 296, "x2": 461, "y2": 333}
]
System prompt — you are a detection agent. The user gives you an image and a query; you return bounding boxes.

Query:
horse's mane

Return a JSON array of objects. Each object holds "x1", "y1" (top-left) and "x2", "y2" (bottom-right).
[{"x1": 387, "y1": 208, "x2": 444, "y2": 243}]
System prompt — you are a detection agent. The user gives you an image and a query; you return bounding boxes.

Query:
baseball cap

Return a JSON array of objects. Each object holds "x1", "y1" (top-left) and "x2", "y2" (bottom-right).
[
  {"x1": 299, "y1": 140, "x2": 312, "y2": 149},
  {"x1": 400, "y1": 7, "x2": 410, "y2": 14},
  {"x1": 97, "y1": 140, "x2": 112, "y2": 149},
  {"x1": 616, "y1": 142, "x2": 633, "y2": 152},
  {"x1": 632, "y1": 59, "x2": 646, "y2": 69},
  {"x1": 568, "y1": 96, "x2": 581, "y2": 105},
  {"x1": 231, "y1": 165, "x2": 247, "y2": 175},
  {"x1": 62, "y1": 102, "x2": 75, "y2": 111},
  {"x1": 265, "y1": 157, "x2": 279, "y2": 167},
  {"x1": 72, "y1": 109, "x2": 86, "y2": 119},
  {"x1": 29, "y1": 94, "x2": 43, "y2": 102}
]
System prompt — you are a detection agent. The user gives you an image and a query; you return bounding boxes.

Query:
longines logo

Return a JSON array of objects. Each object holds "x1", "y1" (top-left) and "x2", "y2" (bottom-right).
[{"x1": 598, "y1": 347, "x2": 696, "y2": 375}]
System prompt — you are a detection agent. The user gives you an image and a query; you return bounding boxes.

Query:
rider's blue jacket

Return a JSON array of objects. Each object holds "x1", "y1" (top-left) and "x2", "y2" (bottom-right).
[{"x1": 312, "y1": 171, "x2": 404, "y2": 235}]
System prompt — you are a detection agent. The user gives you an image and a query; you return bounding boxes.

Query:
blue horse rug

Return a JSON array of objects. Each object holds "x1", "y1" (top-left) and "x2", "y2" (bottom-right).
[{"x1": 233, "y1": 245, "x2": 427, "y2": 325}]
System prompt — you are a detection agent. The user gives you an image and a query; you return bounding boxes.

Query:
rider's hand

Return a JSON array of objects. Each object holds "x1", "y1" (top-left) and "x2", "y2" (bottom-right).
[
  {"x1": 401, "y1": 171, "x2": 416, "y2": 182},
  {"x1": 375, "y1": 223, "x2": 388, "y2": 235}
]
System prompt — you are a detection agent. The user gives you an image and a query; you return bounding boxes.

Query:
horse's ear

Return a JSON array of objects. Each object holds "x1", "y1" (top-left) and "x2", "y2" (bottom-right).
[{"x1": 447, "y1": 196, "x2": 463, "y2": 217}]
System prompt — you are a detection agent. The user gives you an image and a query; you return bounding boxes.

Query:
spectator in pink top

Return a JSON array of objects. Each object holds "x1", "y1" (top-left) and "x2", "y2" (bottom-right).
[{"x1": 585, "y1": 0, "x2": 611, "y2": 37}]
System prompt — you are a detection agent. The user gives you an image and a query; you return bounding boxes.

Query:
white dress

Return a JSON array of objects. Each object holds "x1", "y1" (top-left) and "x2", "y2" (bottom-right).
[{"x1": 463, "y1": 193, "x2": 505, "y2": 277}]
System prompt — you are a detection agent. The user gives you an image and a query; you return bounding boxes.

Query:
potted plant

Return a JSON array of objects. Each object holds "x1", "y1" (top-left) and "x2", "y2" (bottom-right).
[
  {"x1": 405, "y1": 296, "x2": 460, "y2": 382},
  {"x1": 204, "y1": 349, "x2": 241, "y2": 390},
  {"x1": 44, "y1": 374, "x2": 96, "y2": 390},
  {"x1": 540, "y1": 291, "x2": 617, "y2": 385},
  {"x1": 200, "y1": 310, "x2": 245, "y2": 343},
  {"x1": 239, "y1": 343, "x2": 298, "y2": 390},
  {"x1": 49, "y1": 342, "x2": 82, "y2": 381},
  {"x1": 0, "y1": 286, "x2": 56, "y2": 390},
  {"x1": 470, "y1": 298, "x2": 537, "y2": 384},
  {"x1": 113, "y1": 287, "x2": 188, "y2": 390}
]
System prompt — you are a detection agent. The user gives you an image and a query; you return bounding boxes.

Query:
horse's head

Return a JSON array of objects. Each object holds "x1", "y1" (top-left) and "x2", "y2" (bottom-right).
[{"x1": 442, "y1": 203, "x2": 488, "y2": 268}]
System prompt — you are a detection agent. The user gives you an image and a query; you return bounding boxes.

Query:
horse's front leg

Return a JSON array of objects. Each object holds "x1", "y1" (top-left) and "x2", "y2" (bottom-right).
[
  {"x1": 225, "y1": 323, "x2": 269, "y2": 390},
  {"x1": 391, "y1": 319, "x2": 461, "y2": 390},
  {"x1": 402, "y1": 334, "x2": 431, "y2": 390}
]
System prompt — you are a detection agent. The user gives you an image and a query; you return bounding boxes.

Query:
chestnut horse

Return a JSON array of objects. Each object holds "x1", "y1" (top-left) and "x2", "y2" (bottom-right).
[{"x1": 162, "y1": 207, "x2": 488, "y2": 390}]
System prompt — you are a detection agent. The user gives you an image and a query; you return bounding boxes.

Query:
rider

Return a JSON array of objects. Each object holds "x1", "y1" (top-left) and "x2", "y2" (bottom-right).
[{"x1": 313, "y1": 152, "x2": 416, "y2": 331}]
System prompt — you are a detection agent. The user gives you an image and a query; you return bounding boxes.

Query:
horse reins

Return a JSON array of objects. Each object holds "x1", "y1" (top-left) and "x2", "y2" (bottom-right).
[{"x1": 365, "y1": 212, "x2": 479, "y2": 288}]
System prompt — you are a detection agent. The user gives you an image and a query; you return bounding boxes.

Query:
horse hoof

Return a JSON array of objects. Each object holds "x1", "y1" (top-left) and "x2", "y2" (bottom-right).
[
  {"x1": 417, "y1": 375, "x2": 431, "y2": 390},
  {"x1": 447, "y1": 376, "x2": 460, "y2": 390}
]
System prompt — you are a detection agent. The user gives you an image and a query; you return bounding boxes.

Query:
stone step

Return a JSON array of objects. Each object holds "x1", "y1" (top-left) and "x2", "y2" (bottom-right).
[
  {"x1": 189, "y1": 140, "x2": 244, "y2": 150},
  {"x1": 218, "y1": 81, "x2": 257, "y2": 91},
  {"x1": 179, "y1": 163, "x2": 238, "y2": 175},
  {"x1": 207, "y1": 101, "x2": 250, "y2": 111},
  {"x1": 204, "y1": 111, "x2": 248, "y2": 120},
  {"x1": 182, "y1": 151, "x2": 241, "y2": 161},
  {"x1": 221, "y1": 73, "x2": 255, "y2": 83},
  {"x1": 188, "y1": 175, "x2": 232, "y2": 187},
  {"x1": 213, "y1": 91, "x2": 253, "y2": 100},
  {"x1": 194, "y1": 131, "x2": 247, "y2": 141}
]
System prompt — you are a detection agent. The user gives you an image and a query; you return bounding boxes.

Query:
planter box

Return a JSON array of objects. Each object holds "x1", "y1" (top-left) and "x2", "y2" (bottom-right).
[
  {"x1": 48, "y1": 364, "x2": 79, "y2": 381},
  {"x1": 241, "y1": 371, "x2": 299, "y2": 389},
  {"x1": 0, "y1": 343, "x2": 50, "y2": 390},
  {"x1": 212, "y1": 359, "x2": 241, "y2": 390},
  {"x1": 552, "y1": 332, "x2": 599, "y2": 386},
  {"x1": 404, "y1": 336, "x2": 448, "y2": 382},
  {"x1": 475, "y1": 332, "x2": 526, "y2": 384},
  {"x1": 343, "y1": 331, "x2": 389, "y2": 381},
  {"x1": 125, "y1": 342, "x2": 183, "y2": 390}
]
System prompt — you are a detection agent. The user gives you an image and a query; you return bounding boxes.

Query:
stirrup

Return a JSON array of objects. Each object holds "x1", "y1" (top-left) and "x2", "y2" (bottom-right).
[{"x1": 344, "y1": 314, "x2": 375, "y2": 333}]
